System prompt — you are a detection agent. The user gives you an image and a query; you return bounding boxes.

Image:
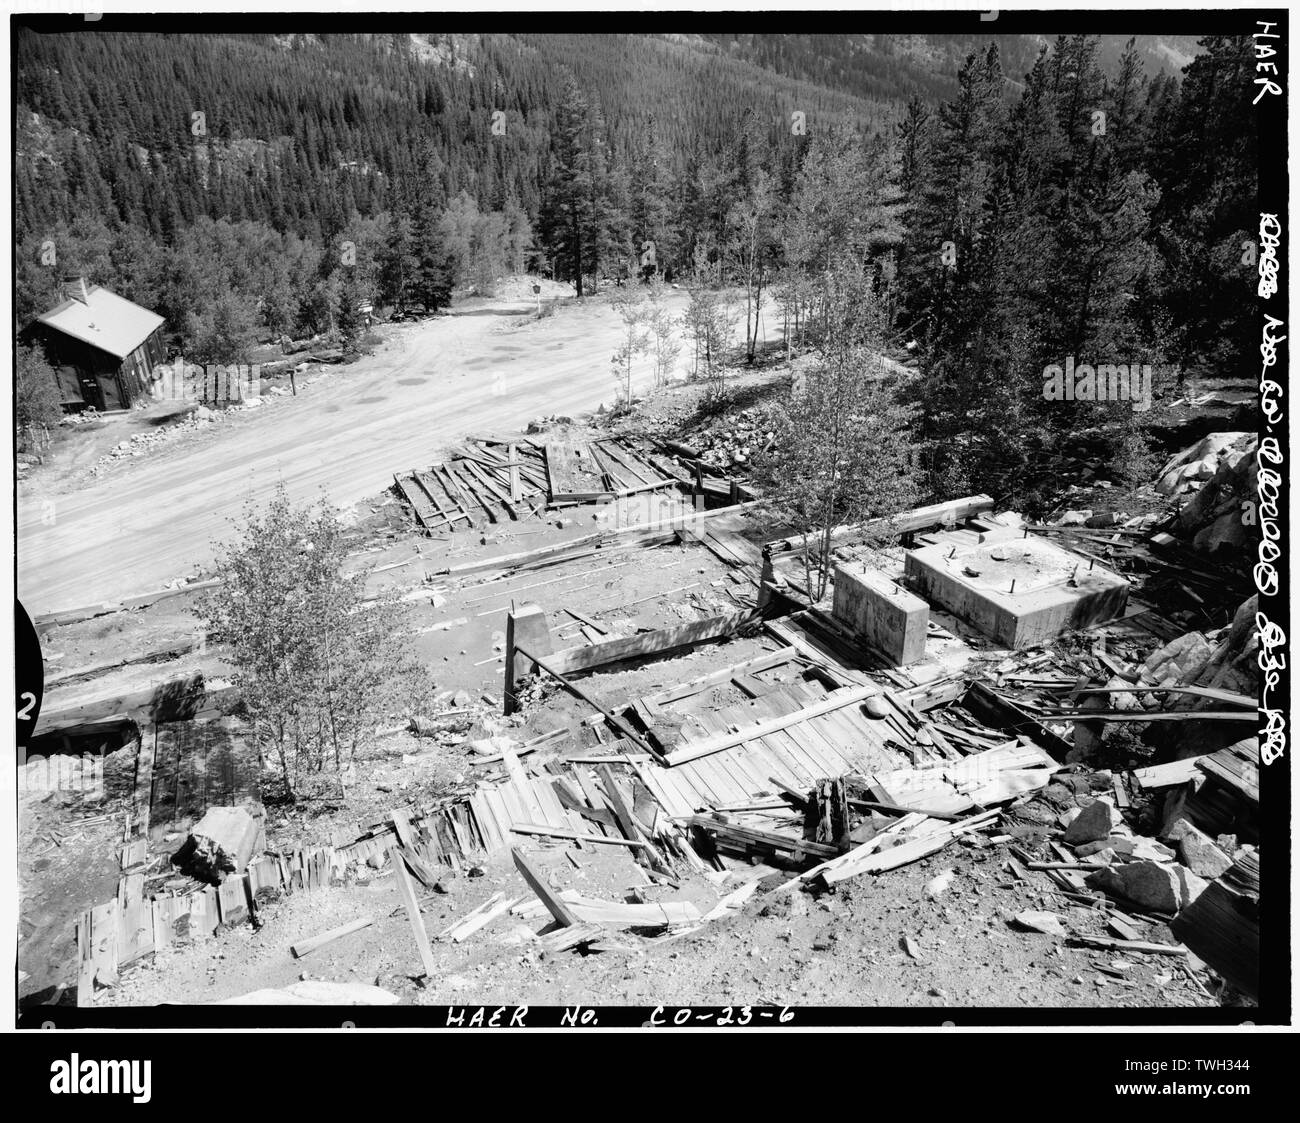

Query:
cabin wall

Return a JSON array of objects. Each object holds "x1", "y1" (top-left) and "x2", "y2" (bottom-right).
[{"x1": 29, "y1": 325, "x2": 165, "y2": 411}]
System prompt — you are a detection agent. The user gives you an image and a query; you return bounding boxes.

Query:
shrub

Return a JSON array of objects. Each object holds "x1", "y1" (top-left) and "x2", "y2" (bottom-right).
[
  {"x1": 16, "y1": 343, "x2": 63, "y2": 447},
  {"x1": 195, "y1": 485, "x2": 432, "y2": 801}
]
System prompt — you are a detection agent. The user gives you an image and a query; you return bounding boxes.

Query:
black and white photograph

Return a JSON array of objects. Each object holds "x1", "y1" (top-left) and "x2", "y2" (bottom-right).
[{"x1": 5, "y1": 1, "x2": 1290, "y2": 1077}]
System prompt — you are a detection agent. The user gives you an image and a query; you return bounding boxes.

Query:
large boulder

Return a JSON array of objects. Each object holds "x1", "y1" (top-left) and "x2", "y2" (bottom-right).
[
  {"x1": 1157, "y1": 432, "x2": 1253, "y2": 497},
  {"x1": 1175, "y1": 434, "x2": 1257, "y2": 553},
  {"x1": 1064, "y1": 797, "x2": 1122, "y2": 845},
  {"x1": 1142, "y1": 631, "x2": 1215, "y2": 686},
  {"x1": 1175, "y1": 823, "x2": 1233, "y2": 879},
  {"x1": 1087, "y1": 860, "x2": 1208, "y2": 912}
]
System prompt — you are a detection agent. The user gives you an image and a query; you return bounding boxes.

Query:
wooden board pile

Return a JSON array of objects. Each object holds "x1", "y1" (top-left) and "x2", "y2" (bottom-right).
[
  {"x1": 967, "y1": 623, "x2": 1256, "y2": 736},
  {"x1": 394, "y1": 437, "x2": 545, "y2": 531},
  {"x1": 394, "y1": 434, "x2": 698, "y2": 533},
  {"x1": 77, "y1": 839, "x2": 345, "y2": 1005}
]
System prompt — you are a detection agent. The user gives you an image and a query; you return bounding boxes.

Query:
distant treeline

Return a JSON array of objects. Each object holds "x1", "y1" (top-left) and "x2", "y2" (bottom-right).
[{"x1": 14, "y1": 30, "x2": 1258, "y2": 506}]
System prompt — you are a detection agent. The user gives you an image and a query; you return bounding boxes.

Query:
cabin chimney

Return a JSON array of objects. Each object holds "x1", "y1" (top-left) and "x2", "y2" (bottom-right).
[{"x1": 62, "y1": 276, "x2": 91, "y2": 304}]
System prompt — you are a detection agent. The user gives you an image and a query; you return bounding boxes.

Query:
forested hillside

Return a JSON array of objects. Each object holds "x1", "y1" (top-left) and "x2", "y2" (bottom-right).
[{"x1": 14, "y1": 29, "x2": 1259, "y2": 504}]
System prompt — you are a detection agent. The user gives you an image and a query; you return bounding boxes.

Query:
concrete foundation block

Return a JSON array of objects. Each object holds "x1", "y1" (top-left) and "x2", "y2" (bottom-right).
[
  {"x1": 832, "y1": 564, "x2": 929, "y2": 666},
  {"x1": 904, "y1": 526, "x2": 1129, "y2": 648}
]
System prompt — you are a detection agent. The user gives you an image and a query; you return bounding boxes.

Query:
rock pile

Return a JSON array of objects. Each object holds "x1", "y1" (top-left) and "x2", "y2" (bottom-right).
[
  {"x1": 1048, "y1": 791, "x2": 1252, "y2": 915},
  {"x1": 1172, "y1": 434, "x2": 1257, "y2": 554},
  {"x1": 1156, "y1": 431, "x2": 1254, "y2": 497},
  {"x1": 694, "y1": 406, "x2": 778, "y2": 470}
]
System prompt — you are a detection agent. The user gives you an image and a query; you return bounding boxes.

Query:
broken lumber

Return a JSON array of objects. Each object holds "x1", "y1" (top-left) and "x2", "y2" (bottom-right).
[
  {"x1": 820, "y1": 809, "x2": 1001, "y2": 885},
  {"x1": 563, "y1": 606, "x2": 608, "y2": 634},
  {"x1": 290, "y1": 916, "x2": 374, "y2": 958},
  {"x1": 449, "y1": 895, "x2": 520, "y2": 942},
  {"x1": 769, "y1": 813, "x2": 930, "y2": 893},
  {"x1": 686, "y1": 815, "x2": 841, "y2": 861},
  {"x1": 559, "y1": 890, "x2": 702, "y2": 928}
]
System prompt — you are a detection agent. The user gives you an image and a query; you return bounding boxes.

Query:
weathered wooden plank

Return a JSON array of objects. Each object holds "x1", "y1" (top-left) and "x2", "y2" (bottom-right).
[
  {"x1": 117, "y1": 874, "x2": 153, "y2": 965},
  {"x1": 77, "y1": 899, "x2": 119, "y2": 1004},
  {"x1": 767, "y1": 495, "x2": 995, "y2": 555},
  {"x1": 821, "y1": 809, "x2": 1000, "y2": 884},
  {"x1": 1132, "y1": 755, "x2": 1209, "y2": 789},
  {"x1": 512, "y1": 846, "x2": 580, "y2": 927},
  {"x1": 667, "y1": 685, "x2": 880, "y2": 766},
  {"x1": 549, "y1": 609, "x2": 758, "y2": 676},
  {"x1": 389, "y1": 844, "x2": 437, "y2": 976}
]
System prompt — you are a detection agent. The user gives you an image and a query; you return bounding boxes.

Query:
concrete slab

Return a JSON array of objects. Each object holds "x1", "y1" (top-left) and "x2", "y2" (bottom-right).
[
  {"x1": 904, "y1": 525, "x2": 1128, "y2": 648},
  {"x1": 832, "y1": 563, "x2": 929, "y2": 666}
]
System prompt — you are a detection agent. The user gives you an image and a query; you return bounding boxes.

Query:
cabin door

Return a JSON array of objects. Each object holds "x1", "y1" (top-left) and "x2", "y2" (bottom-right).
[{"x1": 96, "y1": 372, "x2": 123, "y2": 410}]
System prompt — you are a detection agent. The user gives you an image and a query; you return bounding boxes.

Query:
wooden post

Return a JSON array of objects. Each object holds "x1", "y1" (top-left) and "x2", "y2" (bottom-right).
[
  {"x1": 505, "y1": 604, "x2": 553, "y2": 716},
  {"x1": 512, "y1": 847, "x2": 579, "y2": 928},
  {"x1": 757, "y1": 545, "x2": 775, "y2": 614},
  {"x1": 389, "y1": 843, "x2": 436, "y2": 977}
]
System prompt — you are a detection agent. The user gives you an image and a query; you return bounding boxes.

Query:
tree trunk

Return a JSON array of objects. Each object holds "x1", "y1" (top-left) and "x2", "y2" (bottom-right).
[{"x1": 572, "y1": 213, "x2": 584, "y2": 298}]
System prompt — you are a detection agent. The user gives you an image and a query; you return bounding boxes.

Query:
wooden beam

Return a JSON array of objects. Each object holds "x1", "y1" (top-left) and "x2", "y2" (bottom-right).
[
  {"x1": 37, "y1": 673, "x2": 209, "y2": 736},
  {"x1": 513, "y1": 643, "x2": 657, "y2": 756},
  {"x1": 1043, "y1": 709, "x2": 1257, "y2": 723},
  {"x1": 1132, "y1": 755, "x2": 1210, "y2": 789},
  {"x1": 767, "y1": 495, "x2": 995, "y2": 555},
  {"x1": 45, "y1": 638, "x2": 204, "y2": 688},
  {"x1": 290, "y1": 916, "x2": 374, "y2": 958},
  {"x1": 686, "y1": 815, "x2": 841, "y2": 861},
  {"x1": 389, "y1": 843, "x2": 437, "y2": 976},
  {"x1": 509, "y1": 823, "x2": 647, "y2": 848},
  {"x1": 1069, "y1": 684, "x2": 1256, "y2": 708},
  {"x1": 508, "y1": 443, "x2": 522, "y2": 503},
  {"x1": 438, "y1": 500, "x2": 763, "y2": 576},
  {"x1": 666, "y1": 684, "x2": 881, "y2": 766},
  {"x1": 1069, "y1": 934, "x2": 1189, "y2": 956},
  {"x1": 548, "y1": 609, "x2": 759, "y2": 676},
  {"x1": 512, "y1": 846, "x2": 580, "y2": 928}
]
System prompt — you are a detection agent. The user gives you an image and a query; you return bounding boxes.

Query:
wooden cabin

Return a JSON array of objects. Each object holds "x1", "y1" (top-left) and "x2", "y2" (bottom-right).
[{"x1": 25, "y1": 278, "x2": 166, "y2": 411}]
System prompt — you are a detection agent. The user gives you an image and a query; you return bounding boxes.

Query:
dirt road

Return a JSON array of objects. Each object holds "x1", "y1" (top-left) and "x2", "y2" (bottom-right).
[{"x1": 18, "y1": 290, "x2": 722, "y2": 615}]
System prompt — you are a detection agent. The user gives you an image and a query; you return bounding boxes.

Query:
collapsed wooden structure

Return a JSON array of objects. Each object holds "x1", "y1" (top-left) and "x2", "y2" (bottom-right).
[
  {"x1": 73, "y1": 605, "x2": 1064, "y2": 996},
  {"x1": 393, "y1": 433, "x2": 750, "y2": 533},
  {"x1": 65, "y1": 488, "x2": 1262, "y2": 1002}
]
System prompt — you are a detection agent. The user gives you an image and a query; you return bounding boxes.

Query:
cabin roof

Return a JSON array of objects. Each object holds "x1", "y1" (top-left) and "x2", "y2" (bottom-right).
[{"x1": 37, "y1": 285, "x2": 165, "y2": 361}]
